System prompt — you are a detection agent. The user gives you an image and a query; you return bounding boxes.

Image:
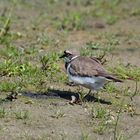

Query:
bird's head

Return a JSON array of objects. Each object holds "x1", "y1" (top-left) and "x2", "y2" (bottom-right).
[{"x1": 60, "y1": 50, "x2": 76, "y2": 63}]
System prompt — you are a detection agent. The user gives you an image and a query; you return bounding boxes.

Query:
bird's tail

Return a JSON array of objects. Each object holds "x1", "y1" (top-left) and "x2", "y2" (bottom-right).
[{"x1": 105, "y1": 75, "x2": 123, "y2": 82}]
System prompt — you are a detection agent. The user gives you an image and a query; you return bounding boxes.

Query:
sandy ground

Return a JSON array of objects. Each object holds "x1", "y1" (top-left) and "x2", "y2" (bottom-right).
[{"x1": 0, "y1": 0, "x2": 140, "y2": 140}]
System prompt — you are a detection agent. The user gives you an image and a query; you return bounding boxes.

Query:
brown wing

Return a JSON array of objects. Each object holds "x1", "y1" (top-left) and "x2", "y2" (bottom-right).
[
  {"x1": 69, "y1": 56, "x2": 122, "y2": 82},
  {"x1": 90, "y1": 57, "x2": 102, "y2": 64},
  {"x1": 69, "y1": 56, "x2": 105, "y2": 76}
]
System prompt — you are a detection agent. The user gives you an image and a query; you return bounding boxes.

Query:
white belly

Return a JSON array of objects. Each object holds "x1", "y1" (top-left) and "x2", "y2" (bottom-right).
[
  {"x1": 67, "y1": 64, "x2": 107, "y2": 90},
  {"x1": 69, "y1": 75, "x2": 106, "y2": 90}
]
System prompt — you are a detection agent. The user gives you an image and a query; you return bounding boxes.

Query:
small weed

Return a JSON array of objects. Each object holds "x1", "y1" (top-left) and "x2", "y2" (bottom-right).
[
  {"x1": 124, "y1": 104, "x2": 137, "y2": 117},
  {"x1": 105, "y1": 15, "x2": 118, "y2": 25},
  {"x1": 79, "y1": 92, "x2": 87, "y2": 102},
  {"x1": 0, "y1": 81, "x2": 22, "y2": 92},
  {"x1": 94, "y1": 122, "x2": 107, "y2": 135},
  {"x1": 91, "y1": 106, "x2": 116, "y2": 135},
  {"x1": 24, "y1": 44, "x2": 37, "y2": 55},
  {"x1": 0, "y1": 33, "x2": 21, "y2": 46},
  {"x1": 40, "y1": 52, "x2": 66, "y2": 82},
  {"x1": 130, "y1": 80, "x2": 139, "y2": 101},
  {"x1": 103, "y1": 83, "x2": 119, "y2": 94},
  {"x1": 80, "y1": 42, "x2": 103, "y2": 57},
  {"x1": 108, "y1": 64, "x2": 140, "y2": 81},
  {"x1": 0, "y1": 108, "x2": 6, "y2": 118},
  {"x1": 80, "y1": 132, "x2": 89, "y2": 140},
  {"x1": 40, "y1": 52, "x2": 59, "y2": 70},
  {"x1": 98, "y1": 32, "x2": 120, "y2": 52},
  {"x1": 36, "y1": 33, "x2": 50, "y2": 46},
  {"x1": 31, "y1": 12, "x2": 48, "y2": 27},
  {"x1": 113, "y1": 132, "x2": 126, "y2": 140},
  {"x1": 107, "y1": 34, "x2": 120, "y2": 46},
  {"x1": 0, "y1": 12, "x2": 11, "y2": 37},
  {"x1": 91, "y1": 106, "x2": 107, "y2": 119},
  {"x1": 123, "y1": 81, "x2": 139, "y2": 117},
  {"x1": 75, "y1": 87, "x2": 87, "y2": 102},
  {"x1": 113, "y1": 99, "x2": 124, "y2": 140},
  {"x1": 123, "y1": 87, "x2": 131, "y2": 96},
  {"x1": 91, "y1": 0, "x2": 128, "y2": 25},
  {"x1": 0, "y1": 13, "x2": 22, "y2": 45},
  {"x1": 0, "y1": 59, "x2": 37, "y2": 77},
  {"x1": 15, "y1": 110, "x2": 29, "y2": 120},
  {"x1": 0, "y1": 45, "x2": 22, "y2": 58},
  {"x1": 55, "y1": 12, "x2": 85, "y2": 31},
  {"x1": 130, "y1": 8, "x2": 140, "y2": 16},
  {"x1": 50, "y1": 109, "x2": 65, "y2": 119}
]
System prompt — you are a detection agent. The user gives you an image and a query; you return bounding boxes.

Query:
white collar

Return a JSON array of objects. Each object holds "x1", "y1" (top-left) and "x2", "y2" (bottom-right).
[
  {"x1": 64, "y1": 55, "x2": 79, "y2": 64},
  {"x1": 71, "y1": 55, "x2": 79, "y2": 61}
]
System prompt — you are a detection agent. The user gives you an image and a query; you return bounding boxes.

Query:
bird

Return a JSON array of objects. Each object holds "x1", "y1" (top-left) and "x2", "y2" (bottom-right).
[{"x1": 60, "y1": 50, "x2": 122, "y2": 96}]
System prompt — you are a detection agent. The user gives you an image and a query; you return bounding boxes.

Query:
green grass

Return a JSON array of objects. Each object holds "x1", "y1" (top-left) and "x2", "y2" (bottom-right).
[
  {"x1": 103, "y1": 83, "x2": 120, "y2": 95},
  {"x1": 40, "y1": 52, "x2": 66, "y2": 83},
  {"x1": 91, "y1": 106, "x2": 107, "y2": 119},
  {"x1": 0, "y1": 108, "x2": 6, "y2": 118},
  {"x1": 0, "y1": 81, "x2": 22, "y2": 92},
  {"x1": 0, "y1": 45, "x2": 22, "y2": 58},
  {"x1": 108, "y1": 64, "x2": 140, "y2": 81},
  {"x1": 36, "y1": 33, "x2": 51, "y2": 46},
  {"x1": 90, "y1": 105, "x2": 116, "y2": 135},
  {"x1": 55, "y1": 12, "x2": 85, "y2": 31},
  {"x1": 50, "y1": 109, "x2": 65, "y2": 119},
  {"x1": 93, "y1": 122, "x2": 107, "y2": 135},
  {"x1": 0, "y1": 59, "x2": 33, "y2": 76},
  {"x1": 15, "y1": 110, "x2": 30, "y2": 120}
]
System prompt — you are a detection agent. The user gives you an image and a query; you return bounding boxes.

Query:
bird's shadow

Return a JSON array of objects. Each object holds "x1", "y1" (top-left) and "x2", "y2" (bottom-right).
[{"x1": 22, "y1": 89, "x2": 112, "y2": 105}]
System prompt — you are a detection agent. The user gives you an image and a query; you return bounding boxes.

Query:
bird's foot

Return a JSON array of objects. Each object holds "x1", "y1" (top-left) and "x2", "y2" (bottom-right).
[{"x1": 69, "y1": 95, "x2": 82, "y2": 105}]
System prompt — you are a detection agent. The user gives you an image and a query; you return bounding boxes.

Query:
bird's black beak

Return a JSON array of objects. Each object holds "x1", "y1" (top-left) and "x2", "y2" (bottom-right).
[{"x1": 59, "y1": 54, "x2": 65, "y2": 58}]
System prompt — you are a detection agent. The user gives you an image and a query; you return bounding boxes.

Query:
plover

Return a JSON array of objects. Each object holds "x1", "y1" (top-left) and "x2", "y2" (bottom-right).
[{"x1": 60, "y1": 50, "x2": 122, "y2": 95}]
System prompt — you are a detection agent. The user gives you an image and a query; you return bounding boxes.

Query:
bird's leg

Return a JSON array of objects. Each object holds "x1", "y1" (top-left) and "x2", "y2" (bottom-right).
[
  {"x1": 84, "y1": 89, "x2": 100, "y2": 102},
  {"x1": 88, "y1": 89, "x2": 92, "y2": 95},
  {"x1": 83, "y1": 89, "x2": 92, "y2": 101},
  {"x1": 84, "y1": 89, "x2": 91, "y2": 98},
  {"x1": 96, "y1": 91, "x2": 99, "y2": 101},
  {"x1": 91, "y1": 90, "x2": 99, "y2": 100},
  {"x1": 88, "y1": 89, "x2": 97, "y2": 97}
]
